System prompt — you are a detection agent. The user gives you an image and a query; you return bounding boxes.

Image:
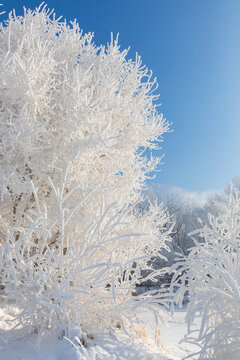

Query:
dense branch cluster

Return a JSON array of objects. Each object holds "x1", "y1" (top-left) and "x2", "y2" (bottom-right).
[
  {"x1": 0, "y1": 5, "x2": 170, "y2": 340},
  {"x1": 171, "y1": 185, "x2": 240, "y2": 358}
]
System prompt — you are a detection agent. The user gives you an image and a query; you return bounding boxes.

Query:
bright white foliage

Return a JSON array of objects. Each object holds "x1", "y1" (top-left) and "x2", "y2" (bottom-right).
[
  {"x1": 0, "y1": 5, "x2": 167, "y2": 200},
  {"x1": 171, "y1": 185, "x2": 240, "y2": 359},
  {"x1": 0, "y1": 5, "x2": 171, "y2": 340}
]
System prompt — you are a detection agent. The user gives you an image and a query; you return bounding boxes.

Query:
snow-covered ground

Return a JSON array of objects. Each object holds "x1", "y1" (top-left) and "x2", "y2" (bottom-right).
[
  {"x1": 161, "y1": 307, "x2": 200, "y2": 359},
  {"x1": 138, "y1": 306, "x2": 201, "y2": 360},
  {"x1": 0, "y1": 295, "x2": 201, "y2": 360}
]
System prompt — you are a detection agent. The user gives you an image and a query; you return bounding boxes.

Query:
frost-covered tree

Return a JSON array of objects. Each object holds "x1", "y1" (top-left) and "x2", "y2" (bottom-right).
[
  {"x1": 171, "y1": 184, "x2": 240, "y2": 359},
  {"x1": 0, "y1": 5, "x2": 171, "y2": 340}
]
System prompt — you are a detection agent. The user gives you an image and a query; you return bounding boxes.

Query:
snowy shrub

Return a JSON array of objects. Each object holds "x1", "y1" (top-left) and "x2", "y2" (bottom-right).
[
  {"x1": 171, "y1": 184, "x2": 240, "y2": 359},
  {"x1": 2, "y1": 171, "x2": 171, "y2": 339},
  {"x1": 0, "y1": 4, "x2": 171, "y2": 340}
]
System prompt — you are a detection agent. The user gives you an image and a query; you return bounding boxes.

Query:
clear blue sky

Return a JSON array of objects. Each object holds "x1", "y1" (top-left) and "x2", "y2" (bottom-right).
[{"x1": 2, "y1": 0, "x2": 240, "y2": 192}]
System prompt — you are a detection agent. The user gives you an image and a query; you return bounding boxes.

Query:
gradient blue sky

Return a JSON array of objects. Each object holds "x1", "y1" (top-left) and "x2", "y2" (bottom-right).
[{"x1": 2, "y1": 0, "x2": 240, "y2": 192}]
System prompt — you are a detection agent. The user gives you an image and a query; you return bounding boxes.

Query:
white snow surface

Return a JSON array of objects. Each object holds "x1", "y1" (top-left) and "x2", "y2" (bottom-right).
[{"x1": 0, "y1": 297, "x2": 201, "y2": 360}]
